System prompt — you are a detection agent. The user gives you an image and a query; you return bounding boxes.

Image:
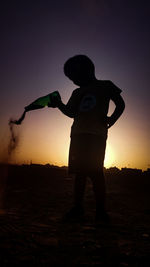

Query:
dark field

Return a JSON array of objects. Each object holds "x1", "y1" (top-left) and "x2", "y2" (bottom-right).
[{"x1": 0, "y1": 164, "x2": 150, "y2": 266}]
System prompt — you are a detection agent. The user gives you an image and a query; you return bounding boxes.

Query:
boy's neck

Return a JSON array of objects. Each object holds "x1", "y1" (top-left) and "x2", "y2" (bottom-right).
[{"x1": 80, "y1": 77, "x2": 98, "y2": 87}]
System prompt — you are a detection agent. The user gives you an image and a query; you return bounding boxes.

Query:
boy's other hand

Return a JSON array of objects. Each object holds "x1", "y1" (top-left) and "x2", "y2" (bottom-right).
[{"x1": 106, "y1": 116, "x2": 114, "y2": 129}]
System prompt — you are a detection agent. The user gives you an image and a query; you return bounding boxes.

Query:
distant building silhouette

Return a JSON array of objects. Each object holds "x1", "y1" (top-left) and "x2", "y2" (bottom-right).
[
  {"x1": 106, "y1": 167, "x2": 120, "y2": 174},
  {"x1": 121, "y1": 168, "x2": 142, "y2": 175},
  {"x1": 143, "y1": 168, "x2": 150, "y2": 176}
]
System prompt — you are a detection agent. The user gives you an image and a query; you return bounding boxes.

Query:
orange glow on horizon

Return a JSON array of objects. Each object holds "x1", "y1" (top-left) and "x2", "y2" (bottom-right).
[{"x1": 0, "y1": 106, "x2": 149, "y2": 171}]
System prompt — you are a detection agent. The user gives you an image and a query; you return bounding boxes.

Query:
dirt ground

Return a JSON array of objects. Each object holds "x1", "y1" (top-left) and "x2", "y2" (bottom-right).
[{"x1": 0, "y1": 165, "x2": 150, "y2": 266}]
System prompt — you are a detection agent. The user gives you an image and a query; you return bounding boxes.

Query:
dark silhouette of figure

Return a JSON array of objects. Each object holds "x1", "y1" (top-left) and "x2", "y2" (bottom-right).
[{"x1": 54, "y1": 55, "x2": 125, "y2": 222}]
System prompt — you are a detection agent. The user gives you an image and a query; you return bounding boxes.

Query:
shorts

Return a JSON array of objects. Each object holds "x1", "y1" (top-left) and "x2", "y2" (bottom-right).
[{"x1": 68, "y1": 134, "x2": 107, "y2": 174}]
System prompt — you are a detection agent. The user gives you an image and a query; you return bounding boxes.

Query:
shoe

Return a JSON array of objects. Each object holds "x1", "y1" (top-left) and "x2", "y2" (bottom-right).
[{"x1": 63, "y1": 206, "x2": 84, "y2": 222}]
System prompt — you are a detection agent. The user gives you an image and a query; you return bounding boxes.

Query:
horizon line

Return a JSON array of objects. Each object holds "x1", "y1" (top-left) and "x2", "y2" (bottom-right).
[{"x1": 0, "y1": 162, "x2": 149, "y2": 172}]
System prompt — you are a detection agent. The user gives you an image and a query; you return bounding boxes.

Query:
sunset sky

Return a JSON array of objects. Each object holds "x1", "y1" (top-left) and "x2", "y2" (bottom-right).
[{"x1": 0, "y1": 0, "x2": 150, "y2": 170}]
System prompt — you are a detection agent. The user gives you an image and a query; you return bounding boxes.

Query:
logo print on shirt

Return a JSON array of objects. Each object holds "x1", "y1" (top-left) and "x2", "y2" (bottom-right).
[{"x1": 79, "y1": 94, "x2": 96, "y2": 112}]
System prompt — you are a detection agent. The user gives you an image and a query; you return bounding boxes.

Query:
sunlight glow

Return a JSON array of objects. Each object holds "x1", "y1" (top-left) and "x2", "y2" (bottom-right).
[{"x1": 104, "y1": 143, "x2": 115, "y2": 168}]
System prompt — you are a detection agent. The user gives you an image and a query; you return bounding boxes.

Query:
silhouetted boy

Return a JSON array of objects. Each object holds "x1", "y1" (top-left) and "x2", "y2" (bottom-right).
[{"x1": 54, "y1": 55, "x2": 125, "y2": 222}]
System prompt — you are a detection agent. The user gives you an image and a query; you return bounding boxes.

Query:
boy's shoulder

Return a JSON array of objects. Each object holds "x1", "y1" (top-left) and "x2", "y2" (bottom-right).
[
  {"x1": 95, "y1": 79, "x2": 117, "y2": 87},
  {"x1": 96, "y1": 79, "x2": 122, "y2": 95},
  {"x1": 72, "y1": 80, "x2": 121, "y2": 93}
]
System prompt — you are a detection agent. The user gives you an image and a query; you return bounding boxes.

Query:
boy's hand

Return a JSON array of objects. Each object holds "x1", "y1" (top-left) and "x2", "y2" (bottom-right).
[
  {"x1": 106, "y1": 116, "x2": 115, "y2": 129},
  {"x1": 48, "y1": 92, "x2": 61, "y2": 108},
  {"x1": 107, "y1": 93, "x2": 125, "y2": 128}
]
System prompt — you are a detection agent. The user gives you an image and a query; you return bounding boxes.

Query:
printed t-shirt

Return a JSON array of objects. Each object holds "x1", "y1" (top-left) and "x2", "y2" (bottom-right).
[{"x1": 66, "y1": 80, "x2": 122, "y2": 137}]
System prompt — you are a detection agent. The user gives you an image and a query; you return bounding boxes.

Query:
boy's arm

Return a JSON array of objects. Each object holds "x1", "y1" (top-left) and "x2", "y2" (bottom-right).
[
  {"x1": 53, "y1": 90, "x2": 77, "y2": 118},
  {"x1": 107, "y1": 93, "x2": 125, "y2": 128},
  {"x1": 57, "y1": 100, "x2": 75, "y2": 118}
]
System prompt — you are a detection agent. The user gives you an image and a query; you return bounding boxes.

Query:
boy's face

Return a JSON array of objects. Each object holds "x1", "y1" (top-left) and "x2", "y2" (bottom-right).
[
  {"x1": 69, "y1": 76, "x2": 87, "y2": 86},
  {"x1": 64, "y1": 56, "x2": 96, "y2": 86},
  {"x1": 67, "y1": 70, "x2": 93, "y2": 86}
]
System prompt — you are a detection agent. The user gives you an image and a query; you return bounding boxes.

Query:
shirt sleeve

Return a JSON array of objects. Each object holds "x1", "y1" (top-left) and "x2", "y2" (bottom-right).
[
  {"x1": 66, "y1": 89, "x2": 79, "y2": 116},
  {"x1": 106, "y1": 80, "x2": 122, "y2": 98}
]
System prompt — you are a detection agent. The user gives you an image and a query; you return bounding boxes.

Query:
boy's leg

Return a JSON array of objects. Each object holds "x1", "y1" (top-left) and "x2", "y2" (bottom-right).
[
  {"x1": 74, "y1": 173, "x2": 87, "y2": 208},
  {"x1": 63, "y1": 173, "x2": 86, "y2": 220},
  {"x1": 90, "y1": 168, "x2": 106, "y2": 212},
  {"x1": 90, "y1": 168, "x2": 110, "y2": 223}
]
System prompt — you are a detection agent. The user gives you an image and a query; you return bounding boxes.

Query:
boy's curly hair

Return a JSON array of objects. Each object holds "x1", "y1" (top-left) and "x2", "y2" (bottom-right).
[{"x1": 64, "y1": 55, "x2": 95, "y2": 78}]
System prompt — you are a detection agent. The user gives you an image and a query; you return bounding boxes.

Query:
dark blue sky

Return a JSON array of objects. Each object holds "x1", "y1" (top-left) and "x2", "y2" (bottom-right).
[{"x1": 0, "y1": 0, "x2": 150, "y2": 169}]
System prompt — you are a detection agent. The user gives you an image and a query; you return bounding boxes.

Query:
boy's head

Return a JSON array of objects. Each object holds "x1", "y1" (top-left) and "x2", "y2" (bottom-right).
[{"x1": 64, "y1": 55, "x2": 96, "y2": 86}]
